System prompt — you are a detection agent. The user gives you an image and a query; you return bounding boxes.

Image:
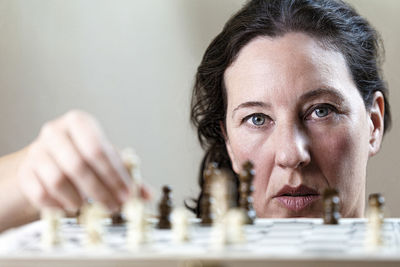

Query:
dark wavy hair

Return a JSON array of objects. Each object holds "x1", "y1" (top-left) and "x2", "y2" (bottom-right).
[{"x1": 189, "y1": 0, "x2": 391, "y2": 216}]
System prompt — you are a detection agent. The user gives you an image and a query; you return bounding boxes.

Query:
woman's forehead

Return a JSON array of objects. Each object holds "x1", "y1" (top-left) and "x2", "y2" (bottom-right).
[{"x1": 224, "y1": 32, "x2": 356, "y2": 106}]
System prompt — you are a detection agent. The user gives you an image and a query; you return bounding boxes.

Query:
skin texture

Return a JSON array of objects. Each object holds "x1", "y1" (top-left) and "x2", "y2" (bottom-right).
[{"x1": 224, "y1": 32, "x2": 385, "y2": 218}]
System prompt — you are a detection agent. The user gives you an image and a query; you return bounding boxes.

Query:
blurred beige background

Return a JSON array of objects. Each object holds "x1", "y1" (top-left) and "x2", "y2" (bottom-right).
[{"x1": 0, "y1": 0, "x2": 398, "y2": 215}]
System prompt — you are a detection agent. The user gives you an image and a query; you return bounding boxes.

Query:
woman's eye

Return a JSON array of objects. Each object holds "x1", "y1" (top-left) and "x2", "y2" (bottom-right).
[
  {"x1": 252, "y1": 115, "x2": 265, "y2": 125},
  {"x1": 314, "y1": 107, "x2": 330, "y2": 117},
  {"x1": 309, "y1": 105, "x2": 335, "y2": 119},
  {"x1": 245, "y1": 114, "x2": 267, "y2": 126}
]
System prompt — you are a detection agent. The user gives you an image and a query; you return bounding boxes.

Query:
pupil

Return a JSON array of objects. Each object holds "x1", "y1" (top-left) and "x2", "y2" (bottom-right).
[
  {"x1": 316, "y1": 108, "x2": 328, "y2": 117},
  {"x1": 252, "y1": 116, "x2": 265, "y2": 125}
]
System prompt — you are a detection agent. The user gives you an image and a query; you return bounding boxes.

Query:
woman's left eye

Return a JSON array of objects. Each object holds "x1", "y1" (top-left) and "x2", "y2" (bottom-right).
[
  {"x1": 307, "y1": 105, "x2": 336, "y2": 120},
  {"x1": 314, "y1": 106, "x2": 331, "y2": 117}
]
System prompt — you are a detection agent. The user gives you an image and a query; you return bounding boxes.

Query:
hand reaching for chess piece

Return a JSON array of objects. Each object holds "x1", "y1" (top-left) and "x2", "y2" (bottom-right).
[{"x1": 0, "y1": 110, "x2": 151, "y2": 232}]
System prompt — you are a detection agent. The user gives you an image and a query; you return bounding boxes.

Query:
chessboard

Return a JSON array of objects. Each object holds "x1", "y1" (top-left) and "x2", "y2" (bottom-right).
[{"x1": 1, "y1": 218, "x2": 400, "y2": 267}]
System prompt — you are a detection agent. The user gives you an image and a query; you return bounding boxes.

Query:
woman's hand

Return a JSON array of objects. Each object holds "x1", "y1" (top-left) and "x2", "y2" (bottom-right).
[{"x1": 17, "y1": 110, "x2": 134, "y2": 213}]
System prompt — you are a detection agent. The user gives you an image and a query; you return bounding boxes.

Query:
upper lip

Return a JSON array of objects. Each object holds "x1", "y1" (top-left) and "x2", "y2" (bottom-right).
[{"x1": 274, "y1": 185, "x2": 319, "y2": 197}]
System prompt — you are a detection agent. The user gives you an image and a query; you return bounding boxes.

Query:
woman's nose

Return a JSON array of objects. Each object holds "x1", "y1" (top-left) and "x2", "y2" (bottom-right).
[{"x1": 274, "y1": 123, "x2": 311, "y2": 169}]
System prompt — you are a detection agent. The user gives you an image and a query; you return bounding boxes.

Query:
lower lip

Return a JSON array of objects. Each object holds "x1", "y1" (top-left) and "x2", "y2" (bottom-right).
[{"x1": 274, "y1": 195, "x2": 321, "y2": 212}]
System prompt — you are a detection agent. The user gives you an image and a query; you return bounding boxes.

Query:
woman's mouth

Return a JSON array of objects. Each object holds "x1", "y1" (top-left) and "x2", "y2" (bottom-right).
[{"x1": 273, "y1": 185, "x2": 321, "y2": 212}]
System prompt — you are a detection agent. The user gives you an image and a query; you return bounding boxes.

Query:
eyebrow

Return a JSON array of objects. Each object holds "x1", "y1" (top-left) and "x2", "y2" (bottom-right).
[
  {"x1": 299, "y1": 87, "x2": 346, "y2": 103},
  {"x1": 232, "y1": 101, "x2": 271, "y2": 119}
]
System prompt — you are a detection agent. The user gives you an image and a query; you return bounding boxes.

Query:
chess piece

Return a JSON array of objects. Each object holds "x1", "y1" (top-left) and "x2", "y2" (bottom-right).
[
  {"x1": 211, "y1": 208, "x2": 245, "y2": 249},
  {"x1": 171, "y1": 207, "x2": 190, "y2": 243},
  {"x1": 120, "y1": 149, "x2": 149, "y2": 249},
  {"x1": 80, "y1": 202, "x2": 108, "y2": 246},
  {"x1": 225, "y1": 208, "x2": 246, "y2": 244},
  {"x1": 121, "y1": 147, "x2": 142, "y2": 181},
  {"x1": 121, "y1": 148, "x2": 143, "y2": 197},
  {"x1": 157, "y1": 185, "x2": 173, "y2": 229},
  {"x1": 41, "y1": 207, "x2": 64, "y2": 249},
  {"x1": 366, "y1": 193, "x2": 385, "y2": 249},
  {"x1": 111, "y1": 213, "x2": 125, "y2": 225},
  {"x1": 323, "y1": 188, "x2": 340, "y2": 224},
  {"x1": 211, "y1": 171, "x2": 229, "y2": 223},
  {"x1": 201, "y1": 162, "x2": 218, "y2": 225},
  {"x1": 123, "y1": 197, "x2": 148, "y2": 250},
  {"x1": 211, "y1": 218, "x2": 227, "y2": 249},
  {"x1": 238, "y1": 161, "x2": 256, "y2": 224},
  {"x1": 368, "y1": 193, "x2": 385, "y2": 221}
]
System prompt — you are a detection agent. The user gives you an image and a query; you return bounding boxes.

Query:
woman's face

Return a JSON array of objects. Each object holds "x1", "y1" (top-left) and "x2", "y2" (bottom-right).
[{"x1": 224, "y1": 32, "x2": 384, "y2": 218}]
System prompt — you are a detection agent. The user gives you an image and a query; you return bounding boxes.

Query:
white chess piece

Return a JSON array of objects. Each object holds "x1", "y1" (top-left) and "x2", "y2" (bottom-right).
[
  {"x1": 121, "y1": 148, "x2": 142, "y2": 183},
  {"x1": 120, "y1": 148, "x2": 150, "y2": 250},
  {"x1": 210, "y1": 171, "x2": 233, "y2": 248},
  {"x1": 80, "y1": 203, "x2": 107, "y2": 247},
  {"x1": 226, "y1": 208, "x2": 246, "y2": 244},
  {"x1": 211, "y1": 220, "x2": 227, "y2": 248},
  {"x1": 210, "y1": 171, "x2": 229, "y2": 224},
  {"x1": 123, "y1": 198, "x2": 148, "y2": 250},
  {"x1": 365, "y1": 206, "x2": 383, "y2": 250},
  {"x1": 41, "y1": 207, "x2": 64, "y2": 249},
  {"x1": 171, "y1": 207, "x2": 190, "y2": 243}
]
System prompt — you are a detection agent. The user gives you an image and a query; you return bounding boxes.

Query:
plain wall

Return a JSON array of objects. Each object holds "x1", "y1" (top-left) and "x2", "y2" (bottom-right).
[{"x1": 0, "y1": 0, "x2": 399, "y2": 216}]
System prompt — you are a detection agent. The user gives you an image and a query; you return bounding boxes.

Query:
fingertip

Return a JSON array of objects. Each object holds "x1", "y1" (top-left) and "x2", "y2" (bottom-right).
[
  {"x1": 140, "y1": 186, "x2": 153, "y2": 201},
  {"x1": 118, "y1": 189, "x2": 130, "y2": 203}
]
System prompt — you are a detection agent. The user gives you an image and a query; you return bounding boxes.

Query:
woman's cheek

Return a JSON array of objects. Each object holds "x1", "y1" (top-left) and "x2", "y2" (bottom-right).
[
  {"x1": 230, "y1": 131, "x2": 274, "y2": 214},
  {"x1": 252, "y1": 163, "x2": 272, "y2": 214},
  {"x1": 229, "y1": 128, "x2": 269, "y2": 160},
  {"x1": 310, "y1": 125, "x2": 361, "y2": 209}
]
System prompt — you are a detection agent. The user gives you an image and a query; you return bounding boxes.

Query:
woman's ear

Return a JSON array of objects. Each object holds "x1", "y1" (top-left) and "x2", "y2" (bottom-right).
[
  {"x1": 368, "y1": 91, "x2": 385, "y2": 157},
  {"x1": 219, "y1": 121, "x2": 240, "y2": 174}
]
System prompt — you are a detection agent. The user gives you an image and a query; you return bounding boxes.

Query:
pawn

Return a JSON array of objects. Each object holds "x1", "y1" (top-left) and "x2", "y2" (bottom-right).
[
  {"x1": 366, "y1": 193, "x2": 385, "y2": 249},
  {"x1": 368, "y1": 193, "x2": 385, "y2": 221},
  {"x1": 323, "y1": 188, "x2": 340, "y2": 224},
  {"x1": 157, "y1": 185, "x2": 173, "y2": 229},
  {"x1": 123, "y1": 197, "x2": 148, "y2": 249},
  {"x1": 111, "y1": 213, "x2": 125, "y2": 225},
  {"x1": 238, "y1": 160, "x2": 256, "y2": 224},
  {"x1": 225, "y1": 208, "x2": 246, "y2": 244},
  {"x1": 171, "y1": 207, "x2": 190, "y2": 243},
  {"x1": 201, "y1": 162, "x2": 218, "y2": 225},
  {"x1": 80, "y1": 202, "x2": 108, "y2": 246},
  {"x1": 41, "y1": 207, "x2": 64, "y2": 249}
]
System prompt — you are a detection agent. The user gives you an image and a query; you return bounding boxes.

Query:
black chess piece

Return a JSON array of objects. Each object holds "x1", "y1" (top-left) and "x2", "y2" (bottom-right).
[
  {"x1": 200, "y1": 162, "x2": 218, "y2": 225},
  {"x1": 239, "y1": 160, "x2": 256, "y2": 224},
  {"x1": 323, "y1": 188, "x2": 340, "y2": 224},
  {"x1": 369, "y1": 193, "x2": 384, "y2": 209},
  {"x1": 111, "y1": 213, "x2": 125, "y2": 225},
  {"x1": 157, "y1": 185, "x2": 173, "y2": 229}
]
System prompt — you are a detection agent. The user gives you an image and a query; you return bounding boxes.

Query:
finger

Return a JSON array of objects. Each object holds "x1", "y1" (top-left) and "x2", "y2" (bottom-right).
[
  {"x1": 140, "y1": 185, "x2": 153, "y2": 201},
  {"x1": 31, "y1": 143, "x2": 83, "y2": 212},
  {"x1": 40, "y1": 123, "x2": 120, "y2": 212},
  {"x1": 18, "y1": 161, "x2": 63, "y2": 209},
  {"x1": 64, "y1": 111, "x2": 131, "y2": 202}
]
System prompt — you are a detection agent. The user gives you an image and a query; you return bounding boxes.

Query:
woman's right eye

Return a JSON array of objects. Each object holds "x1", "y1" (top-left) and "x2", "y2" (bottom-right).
[{"x1": 244, "y1": 113, "x2": 268, "y2": 127}]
